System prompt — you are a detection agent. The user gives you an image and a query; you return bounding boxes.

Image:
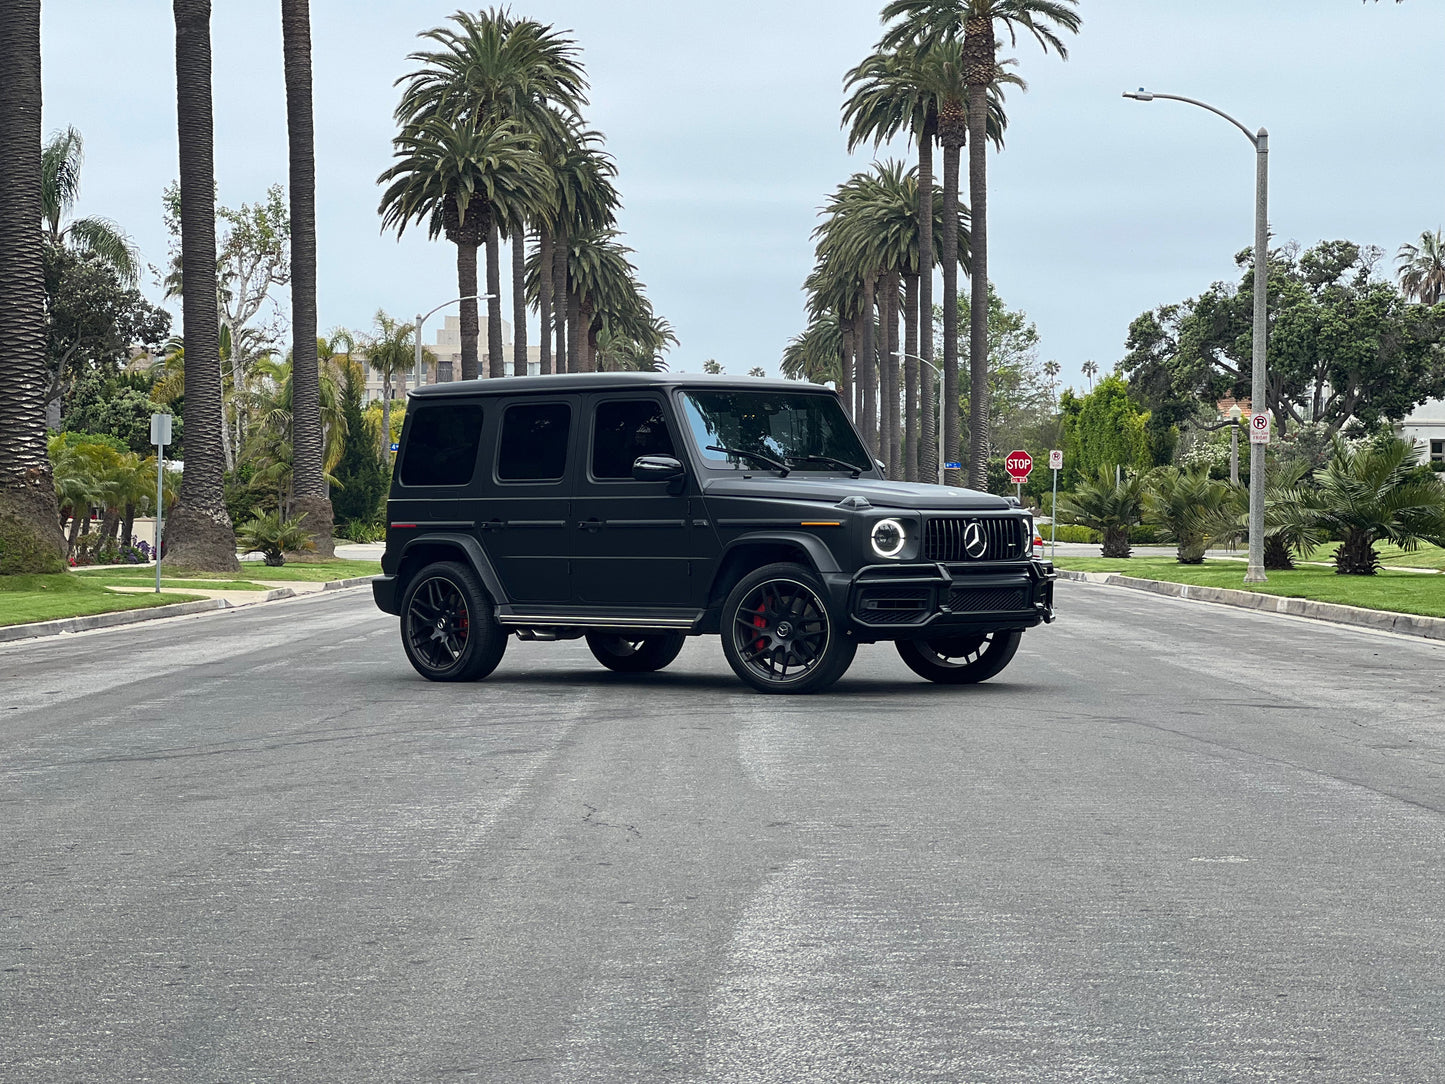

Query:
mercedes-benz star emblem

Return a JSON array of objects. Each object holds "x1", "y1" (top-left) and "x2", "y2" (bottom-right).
[{"x1": 963, "y1": 521, "x2": 988, "y2": 559}]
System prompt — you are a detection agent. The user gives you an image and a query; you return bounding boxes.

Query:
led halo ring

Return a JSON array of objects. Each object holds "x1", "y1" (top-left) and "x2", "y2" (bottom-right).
[{"x1": 870, "y1": 517, "x2": 907, "y2": 559}]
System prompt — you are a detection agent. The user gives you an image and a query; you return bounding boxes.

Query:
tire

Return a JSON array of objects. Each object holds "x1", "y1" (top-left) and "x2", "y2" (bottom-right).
[
  {"x1": 895, "y1": 630, "x2": 1022, "y2": 685},
  {"x1": 399, "y1": 561, "x2": 508, "y2": 682},
  {"x1": 586, "y1": 632, "x2": 686, "y2": 673},
  {"x1": 720, "y1": 562, "x2": 856, "y2": 694}
]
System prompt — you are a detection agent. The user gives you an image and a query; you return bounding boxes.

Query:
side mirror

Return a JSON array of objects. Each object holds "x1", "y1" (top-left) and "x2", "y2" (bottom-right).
[
  {"x1": 875, "y1": 458, "x2": 887, "y2": 478},
  {"x1": 632, "y1": 455, "x2": 685, "y2": 482}
]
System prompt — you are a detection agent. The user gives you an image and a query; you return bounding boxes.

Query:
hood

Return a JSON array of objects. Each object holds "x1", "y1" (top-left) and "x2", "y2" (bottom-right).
[{"x1": 700, "y1": 474, "x2": 1013, "y2": 511}]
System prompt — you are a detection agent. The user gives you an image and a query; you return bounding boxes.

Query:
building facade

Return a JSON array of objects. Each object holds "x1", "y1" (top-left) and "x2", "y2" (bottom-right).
[{"x1": 361, "y1": 315, "x2": 543, "y2": 405}]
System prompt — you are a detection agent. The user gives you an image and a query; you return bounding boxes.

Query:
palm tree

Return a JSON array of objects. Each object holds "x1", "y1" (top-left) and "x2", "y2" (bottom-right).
[
  {"x1": 542, "y1": 125, "x2": 619, "y2": 373},
  {"x1": 1396, "y1": 229, "x2": 1445, "y2": 306},
  {"x1": 40, "y1": 127, "x2": 140, "y2": 284},
  {"x1": 167, "y1": 0, "x2": 238, "y2": 572},
  {"x1": 377, "y1": 114, "x2": 553, "y2": 381},
  {"x1": 883, "y1": 0, "x2": 1081, "y2": 490},
  {"x1": 281, "y1": 0, "x2": 332, "y2": 558},
  {"x1": 395, "y1": 9, "x2": 586, "y2": 380},
  {"x1": 1312, "y1": 437, "x2": 1445, "y2": 575},
  {"x1": 1142, "y1": 465, "x2": 1243, "y2": 563},
  {"x1": 365, "y1": 311, "x2": 422, "y2": 458},
  {"x1": 1081, "y1": 359, "x2": 1098, "y2": 389},
  {"x1": 1059, "y1": 467, "x2": 1148, "y2": 558},
  {"x1": 0, "y1": 0, "x2": 67, "y2": 572}
]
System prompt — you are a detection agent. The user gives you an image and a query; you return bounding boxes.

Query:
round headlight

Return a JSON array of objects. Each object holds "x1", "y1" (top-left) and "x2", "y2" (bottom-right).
[{"x1": 870, "y1": 518, "x2": 906, "y2": 559}]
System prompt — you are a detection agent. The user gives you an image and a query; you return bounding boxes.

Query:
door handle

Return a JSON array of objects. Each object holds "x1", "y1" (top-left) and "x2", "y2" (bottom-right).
[
  {"x1": 479, "y1": 519, "x2": 504, "y2": 531},
  {"x1": 578, "y1": 519, "x2": 603, "y2": 532}
]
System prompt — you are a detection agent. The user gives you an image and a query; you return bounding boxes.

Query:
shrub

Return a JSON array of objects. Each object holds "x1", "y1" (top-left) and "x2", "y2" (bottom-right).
[
  {"x1": 337, "y1": 520, "x2": 386, "y2": 544},
  {"x1": 237, "y1": 512, "x2": 317, "y2": 567}
]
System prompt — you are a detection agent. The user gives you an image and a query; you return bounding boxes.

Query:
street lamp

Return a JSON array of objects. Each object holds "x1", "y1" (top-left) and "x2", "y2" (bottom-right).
[
  {"x1": 415, "y1": 294, "x2": 496, "y2": 384},
  {"x1": 894, "y1": 351, "x2": 945, "y2": 485},
  {"x1": 1124, "y1": 87, "x2": 1269, "y2": 583}
]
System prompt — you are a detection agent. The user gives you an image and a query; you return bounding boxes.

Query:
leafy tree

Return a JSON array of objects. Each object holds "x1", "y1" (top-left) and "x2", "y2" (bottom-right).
[
  {"x1": 949, "y1": 285, "x2": 1052, "y2": 457},
  {"x1": 1312, "y1": 436, "x2": 1445, "y2": 575},
  {"x1": 0, "y1": 0, "x2": 66, "y2": 573},
  {"x1": 1060, "y1": 374, "x2": 1151, "y2": 482},
  {"x1": 330, "y1": 363, "x2": 388, "y2": 527},
  {"x1": 42, "y1": 126, "x2": 139, "y2": 284},
  {"x1": 167, "y1": 0, "x2": 238, "y2": 572},
  {"x1": 1123, "y1": 240, "x2": 1445, "y2": 439},
  {"x1": 63, "y1": 369, "x2": 179, "y2": 456},
  {"x1": 44, "y1": 245, "x2": 170, "y2": 416},
  {"x1": 702, "y1": 359, "x2": 724, "y2": 375}
]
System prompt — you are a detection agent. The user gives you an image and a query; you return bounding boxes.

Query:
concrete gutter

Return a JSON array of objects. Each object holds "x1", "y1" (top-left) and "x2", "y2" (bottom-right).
[
  {"x1": 1058, "y1": 569, "x2": 1445, "y2": 642},
  {"x1": 0, "y1": 576, "x2": 376, "y2": 645}
]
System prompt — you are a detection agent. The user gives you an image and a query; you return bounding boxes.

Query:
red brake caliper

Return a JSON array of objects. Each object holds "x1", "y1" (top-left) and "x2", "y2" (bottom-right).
[{"x1": 753, "y1": 602, "x2": 767, "y2": 652}]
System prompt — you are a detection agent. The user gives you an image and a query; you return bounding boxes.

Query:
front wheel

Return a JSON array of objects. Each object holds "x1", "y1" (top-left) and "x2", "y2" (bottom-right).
[
  {"x1": 585, "y1": 632, "x2": 686, "y2": 673},
  {"x1": 400, "y1": 561, "x2": 508, "y2": 682},
  {"x1": 895, "y1": 630, "x2": 1022, "y2": 685},
  {"x1": 720, "y1": 563, "x2": 855, "y2": 694}
]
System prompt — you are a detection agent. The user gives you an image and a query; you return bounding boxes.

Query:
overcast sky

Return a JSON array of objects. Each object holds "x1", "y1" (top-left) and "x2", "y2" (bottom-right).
[{"x1": 39, "y1": 0, "x2": 1444, "y2": 392}]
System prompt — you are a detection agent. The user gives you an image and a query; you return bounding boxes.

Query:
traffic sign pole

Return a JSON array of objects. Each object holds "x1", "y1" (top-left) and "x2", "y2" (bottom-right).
[
  {"x1": 150, "y1": 413, "x2": 172, "y2": 593},
  {"x1": 1048, "y1": 449, "x2": 1063, "y2": 559}
]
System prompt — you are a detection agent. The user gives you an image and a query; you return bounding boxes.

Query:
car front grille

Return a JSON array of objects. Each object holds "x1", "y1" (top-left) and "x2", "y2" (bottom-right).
[
  {"x1": 946, "y1": 587, "x2": 1028, "y2": 613},
  {"x1": 922, "y1": 517, "x2": 1024, "y2": 562}
]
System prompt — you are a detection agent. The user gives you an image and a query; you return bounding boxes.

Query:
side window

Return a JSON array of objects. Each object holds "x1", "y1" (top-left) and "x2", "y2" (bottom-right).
[
  {"x1": 591, "y1": 399, "x2": 676, "y2": 479},
  {"x1": 398, "y1": 403, "x2": 483, "y2": 487},
  {"x1": 498, "y1": 402, "x2": 571, "y2": 482}
]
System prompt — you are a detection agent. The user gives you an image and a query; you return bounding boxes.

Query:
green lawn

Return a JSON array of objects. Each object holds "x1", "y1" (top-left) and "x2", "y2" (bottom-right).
[
  {"x1": 1297, "y1": 540, "x2": 1445, "y2": 571},
  {"x1": 3, "y1": 559, "x2": 379, "y2": 628},
  {"x1": 0, "y1": 574, "x2": 206, "y2": 627},
  {"x1": 1055, "y1": 556, "x2": 1445, "y2": 619}
]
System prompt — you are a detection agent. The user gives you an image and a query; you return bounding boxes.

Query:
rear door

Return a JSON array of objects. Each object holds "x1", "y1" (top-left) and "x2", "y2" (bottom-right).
[
  {"x1": 572, "y1": 394, "x2": 697, "y2": 609},
  {"x1": 482, "y1": 396, "x2": 577, "y2": 604}
]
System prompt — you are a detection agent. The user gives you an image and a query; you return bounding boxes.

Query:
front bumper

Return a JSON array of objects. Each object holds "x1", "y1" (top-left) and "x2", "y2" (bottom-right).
[{"x1": 828, "y1": 559, "x2": 1055, "y2": 640}]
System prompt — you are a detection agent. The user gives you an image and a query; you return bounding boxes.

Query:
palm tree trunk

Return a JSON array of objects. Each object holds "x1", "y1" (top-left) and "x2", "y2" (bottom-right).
[
  {"x1": 552, "y1": 227, "x2": 568, "y2": 373},
  {"x1": 380, "y1": 374, "x2": 391, "y2": 458},
  {"x1": 884, "y1": 272, "x2": 902, "y2": 480},
  {"x1": 917, "y1": 120, "x2": 937, "y2": 486},
  {"x1": 486, "y1": 220, "x2": 504, "y2": 378},
  {"x1": 940, "y1": 133, "x2": 962, "y2": 487},
  {"x1": 166, "y1": 0, "x2": 238, "y2": 572},
  {"x1": 838, "y1": 316, "x2": 853, "y2": 419},
  {"x1": 566, "y1": 289, "x2": 581, "y2": 375},
  {"x1": 903, "y1": 272, "x2": 919, "y2": 483},
  {"x1": 580, "y1": 302, "x2": 597, "y2": 372},
  {"x1": 537, "y1": 228, "x2": 552, "y2": 375},
  {"x1": 456, "y1": 238, "x2": 479, "y2": 380},
  {"x1": 859, "y1": 276, "x2": 878, "y2": 460},
  {"x1": 0, "y1": 0, "x2": 66, "y2": 571},
  {"x1": 281, "y1": 0, "x2": 332, "y2": 558},
  {"x1": 966, "y1": 83, "x2": 990, "y2": 491},
  {"x1": 511, "y1": 223, "x2": 527, "y2": 377}
]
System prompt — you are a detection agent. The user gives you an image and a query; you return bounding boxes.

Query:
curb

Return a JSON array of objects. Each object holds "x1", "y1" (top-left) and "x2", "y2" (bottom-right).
[
  {"x1": 1057, "y1": 569, "x2": 1445, "y2": 642},
  {"x1": 0, "y1": 576, "x2": 376, "y2": 645}
]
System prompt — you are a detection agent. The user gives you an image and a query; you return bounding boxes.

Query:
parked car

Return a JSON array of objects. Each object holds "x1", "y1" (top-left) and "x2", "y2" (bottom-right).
[{"x1": 373, "y1": 373, "x2": 1055, "y2": 694}]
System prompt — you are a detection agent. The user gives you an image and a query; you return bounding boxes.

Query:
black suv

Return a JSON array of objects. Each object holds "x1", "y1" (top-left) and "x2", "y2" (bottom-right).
[{"x1": 373, "y1": 373, "x2": 1055, "y2": 693}]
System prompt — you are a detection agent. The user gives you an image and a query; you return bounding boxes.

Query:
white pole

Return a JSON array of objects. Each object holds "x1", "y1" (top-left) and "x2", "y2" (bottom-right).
[
  {"x1": 1051, "y1": 467, "x2": 1058, "y2": 560},
  {"x1": 154, "y1": 442, "x2": 164, "y2": 593}
]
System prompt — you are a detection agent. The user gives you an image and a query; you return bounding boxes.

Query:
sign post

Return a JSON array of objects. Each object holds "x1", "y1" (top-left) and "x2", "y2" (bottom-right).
[
  {"x1": 1005, "y1": 450, "x2": 1033, "y2": 504},
  {"x1": 1047, "y1": 449, "x2": 1063, "y2": 558},
  {"x1": 150, "y1": 413, "x2": 172, "y2": 593}
]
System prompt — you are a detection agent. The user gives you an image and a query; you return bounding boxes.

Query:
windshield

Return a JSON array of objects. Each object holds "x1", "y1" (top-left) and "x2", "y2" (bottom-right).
[{"x1": 680, "y1": 390, "x2": 872, "y2": 472}]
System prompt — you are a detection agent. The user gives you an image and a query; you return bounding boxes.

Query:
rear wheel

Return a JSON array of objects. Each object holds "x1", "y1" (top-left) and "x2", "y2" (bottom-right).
[
  {"x1": 585, "y1": 632, "x2": 686, "y2": 673},
  {"x1": 720, "y1": 562, "x2": 855, "y2": 694},
  {"x1": 400, "y1": 561, "x2": 507, "y2": 682},
  {"x1": 895, "y1": 630, "x2": 1021, "y2": 684}
]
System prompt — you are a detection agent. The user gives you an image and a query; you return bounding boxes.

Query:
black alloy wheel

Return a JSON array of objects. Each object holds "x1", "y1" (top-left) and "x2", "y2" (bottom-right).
[
  {"x1": 720, "y1": 562, "x2": 855, "y2": 694},
  {"x1": 895, "y1": 629, "x2": 1022, "y2": 685},
  {"x1": 585, "y1": 631, "x2": 687, "y2": 673},
  {"x1": 400, "y1": 560, "x2": 507, "y2": 682}
]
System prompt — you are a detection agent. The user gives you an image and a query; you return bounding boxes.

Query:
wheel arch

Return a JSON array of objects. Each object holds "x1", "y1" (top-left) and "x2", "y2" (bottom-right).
[
  {"x1": 396, "y1": 532, "x2": 508, "y2": 606},
  {"x1": 705, "y1": 532, "x2": 840, "y2": 610}
]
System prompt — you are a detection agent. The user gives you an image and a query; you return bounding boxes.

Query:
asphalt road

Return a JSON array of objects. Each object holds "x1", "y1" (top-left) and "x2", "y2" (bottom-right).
[{"x1": 3, "y1": 583, "x2": 1444, "y2": 1082}]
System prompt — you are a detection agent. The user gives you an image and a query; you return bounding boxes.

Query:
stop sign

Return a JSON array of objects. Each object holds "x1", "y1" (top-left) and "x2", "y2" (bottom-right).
[{"x1": 1005, "y1": 450, "x2": 1033, "y2": 482}]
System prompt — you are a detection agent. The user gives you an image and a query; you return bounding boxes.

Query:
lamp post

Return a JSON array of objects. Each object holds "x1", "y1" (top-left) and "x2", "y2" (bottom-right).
[
  {"x1": 1124, "y1": 88, "x2": 1268, "y2": 583},
  {"x1": 894, "y1": 351, "x2": 944, "y2": 485},
  {"x1": 415, "y1": 294, "x2": 495, "y2": 384}
]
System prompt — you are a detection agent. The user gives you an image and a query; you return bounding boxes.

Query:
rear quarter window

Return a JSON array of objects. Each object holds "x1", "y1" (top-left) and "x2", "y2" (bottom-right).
[{"x1": 398, "y1": 403, "x2": 484, "y2": 487}]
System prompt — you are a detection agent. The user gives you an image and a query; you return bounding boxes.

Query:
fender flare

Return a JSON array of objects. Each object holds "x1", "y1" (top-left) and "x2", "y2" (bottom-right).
[
  {"x1": 398, "y1": 532, "x2": 510, "y2": 606},
  {"x1": 716, "y1": 531, "x2": 844, "y2": 576}
]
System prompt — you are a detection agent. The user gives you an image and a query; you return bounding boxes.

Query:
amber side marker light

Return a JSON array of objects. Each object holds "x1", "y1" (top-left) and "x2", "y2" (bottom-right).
[{"x1": 800, "y1": 521, "x2": 842, "y2": 527}]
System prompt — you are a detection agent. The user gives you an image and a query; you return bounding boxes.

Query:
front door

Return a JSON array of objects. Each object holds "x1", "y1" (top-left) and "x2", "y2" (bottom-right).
[
  {"x1": 481, "y1": 397, "x2": 576, "y2": 604},
  {"x1": 572, "y1": 395, "x2": 696, "y2": 609}
]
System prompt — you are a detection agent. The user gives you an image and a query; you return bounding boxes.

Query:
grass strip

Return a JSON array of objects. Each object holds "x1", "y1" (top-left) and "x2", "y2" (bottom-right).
[
  {"x1": 1054, "y1": 556, "x2": 1445, "y2": 619},
  {"x1": 0, "y1": 574, "x2": 206, "y2": 627}
]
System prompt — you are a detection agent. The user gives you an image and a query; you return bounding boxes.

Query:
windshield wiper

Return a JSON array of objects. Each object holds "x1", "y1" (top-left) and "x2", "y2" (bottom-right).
[
  {"x1": 788, "y1": 454, "x2": 863, "y2": 478},
  {"x1": 706, "y1": 445, "x2": 790, "y2": 476}
]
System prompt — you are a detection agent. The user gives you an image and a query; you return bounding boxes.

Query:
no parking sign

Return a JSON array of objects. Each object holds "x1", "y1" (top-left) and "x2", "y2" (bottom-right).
[{"x1": 1249, "y1": 412, "x2": 1270, "y2": 444}]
